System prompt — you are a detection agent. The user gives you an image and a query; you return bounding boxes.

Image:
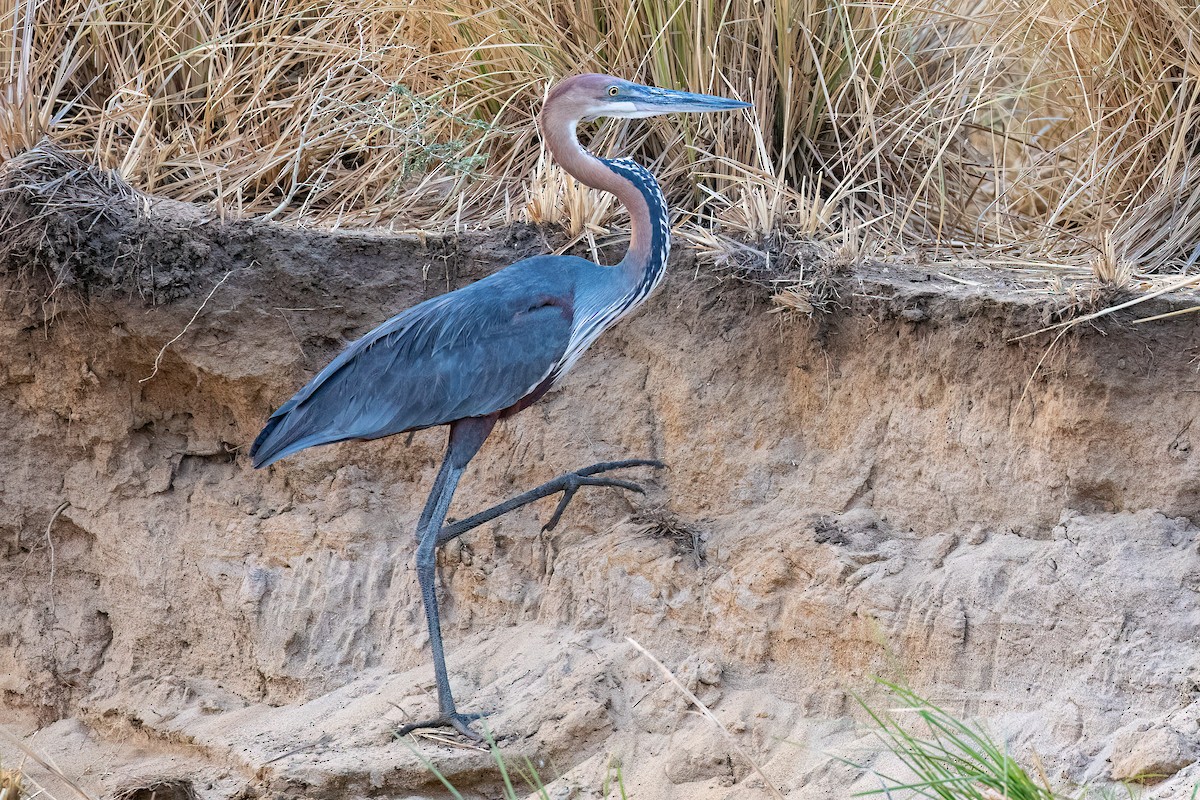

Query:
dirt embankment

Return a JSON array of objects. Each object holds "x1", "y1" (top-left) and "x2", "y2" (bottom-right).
[{"x1": 2, "y1": 155, "x2": 1200, "y2": 799}]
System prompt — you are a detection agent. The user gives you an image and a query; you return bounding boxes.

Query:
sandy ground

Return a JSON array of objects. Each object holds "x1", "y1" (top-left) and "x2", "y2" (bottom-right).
[{"x1": 2, "y1": 157, "x2": 1200, "y2": 798}]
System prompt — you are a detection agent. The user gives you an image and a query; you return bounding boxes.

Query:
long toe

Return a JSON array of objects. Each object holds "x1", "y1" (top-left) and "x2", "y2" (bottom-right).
[
  {"x1": 395, "y1": 711, "x2": 489, "y2": 743},
  {"x1": 576, "y1": 459, "x2": 665, "y2": 477},
  {"x1": 578, "y1": 476, "x2": 646, "y2": 493},
  {"x1": 448, "y1": 713, "x2": 486, "y2": 742},
  {"x1": 438, "y1": 459, "x2": 669, "y2": 546}
]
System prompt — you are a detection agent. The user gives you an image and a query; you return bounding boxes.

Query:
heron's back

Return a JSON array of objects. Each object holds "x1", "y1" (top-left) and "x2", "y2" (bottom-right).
[{"x1": 250, "y1": 255, "x2": 613, "y2": 467}]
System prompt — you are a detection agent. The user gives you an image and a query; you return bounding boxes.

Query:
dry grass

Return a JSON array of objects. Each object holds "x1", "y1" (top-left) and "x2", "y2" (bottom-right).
[
  {"x1": 1, "y1": 766, "x2": 24, "y2": 800},
  {"x1": 0, "y1": 726, "x2": 92, "y2": 800},
  {"x1": 3, "y1": 0, "x2": 1200, "y2": 275},
  {"x1": 627, "y1": 637, "x2": 786, "y2": 800},
  {"x1": 111, "y1": 779, "x2": 196, "y2": 800},
  {"x1": 630, "y1": 504, "x2": 705, "y2": 566}
]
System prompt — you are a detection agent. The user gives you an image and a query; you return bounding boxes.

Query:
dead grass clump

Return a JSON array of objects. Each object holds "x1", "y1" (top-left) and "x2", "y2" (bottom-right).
[
  {"x1": 5, "y1": 0, "x2": 1200, "y2": 276},
  {"x1": 631, "y1": 505, "x2": 705, "y2": 567},
  {"x1": 0, "y1": 142, "x2": 137, "y2": 235},
  {"x1": 112, "y1": 778, "x2": 197, "y2": 800},
  {"x1": 685, "y1": 228, "x2": 845, "y2": 318},
  {"x1": 0, "y1": 141, "x2": 148, "y2": 307},
  {"x1": 0, "y1": 767, "x2": 24, "y2": 800}
]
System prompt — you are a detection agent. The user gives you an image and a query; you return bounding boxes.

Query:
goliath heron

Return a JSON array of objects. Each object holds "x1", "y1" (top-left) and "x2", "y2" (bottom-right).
[{"x1": 250, "y1": 73, "x2": 749, "y2": 739}]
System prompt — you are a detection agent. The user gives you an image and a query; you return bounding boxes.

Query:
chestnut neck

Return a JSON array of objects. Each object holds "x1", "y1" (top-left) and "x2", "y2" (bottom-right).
[{"x1": 538, "y1": 103, "x2": 668, "y2": 286}]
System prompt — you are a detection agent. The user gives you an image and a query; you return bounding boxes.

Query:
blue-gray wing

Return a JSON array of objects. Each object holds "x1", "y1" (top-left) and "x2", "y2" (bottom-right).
[{"x1": 250, "y1": 269, "x2": 575, "y2": 467}]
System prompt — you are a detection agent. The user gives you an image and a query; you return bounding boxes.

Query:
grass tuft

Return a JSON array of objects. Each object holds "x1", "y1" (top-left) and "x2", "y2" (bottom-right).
[
  {"x1": 850, "y1": 681, "x2": 1167, "y2": 800},
  {"x1": 852, "y1": 681, "x2": 1057, "y2": 799}
]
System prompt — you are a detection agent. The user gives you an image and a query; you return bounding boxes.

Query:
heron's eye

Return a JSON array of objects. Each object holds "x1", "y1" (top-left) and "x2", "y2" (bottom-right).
[{"x1": 608, "y1": 86, "x2": 619, "y2": 97}]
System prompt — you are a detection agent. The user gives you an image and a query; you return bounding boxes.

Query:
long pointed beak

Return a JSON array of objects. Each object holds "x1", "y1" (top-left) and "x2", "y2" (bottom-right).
[{"x1": 633, "y1": 86, "x2": 752, "y2": 114}]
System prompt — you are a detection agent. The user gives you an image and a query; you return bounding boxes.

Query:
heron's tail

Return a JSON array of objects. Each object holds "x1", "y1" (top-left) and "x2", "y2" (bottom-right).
[
  {"x1": 250, "y1": 398, "x2": 372, "y2": 468},
  {"x1": 249, "y1": 401, "x2": 335, "y2": 468},
  {"x1": 249, "y1": 415, "x2": 290, "y2": 468}
]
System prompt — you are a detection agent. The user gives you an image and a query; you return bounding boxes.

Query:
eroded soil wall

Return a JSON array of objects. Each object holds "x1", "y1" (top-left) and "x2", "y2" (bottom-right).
[{"x1": 3, "y1": 169, "x2": 1200, "y2": 798}]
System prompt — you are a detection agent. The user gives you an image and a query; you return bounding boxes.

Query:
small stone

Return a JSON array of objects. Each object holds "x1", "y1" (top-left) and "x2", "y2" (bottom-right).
[
  {"x1": 696, "y1": 658, "x2": 722, "y2": 685},
  {"x1": 966, "y1": 525, "x2": 988, "y2": 545},
  {"x1": 1110, "y1": 725, "x2": 1198, "y2": 782}
]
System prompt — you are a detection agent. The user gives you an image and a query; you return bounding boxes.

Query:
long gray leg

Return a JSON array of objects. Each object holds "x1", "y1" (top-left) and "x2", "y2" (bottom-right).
[
  {"x1": 397, "y1": 417, "x2": 495, "y2": 741},
  {"x1": 397, "y1": 437, "x2": 663, "y2": 741}
]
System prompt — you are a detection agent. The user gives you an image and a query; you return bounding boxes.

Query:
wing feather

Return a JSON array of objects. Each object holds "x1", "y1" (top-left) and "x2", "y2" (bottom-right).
[{"x1": 251, "y1": 261, "x2": 579, "y2": 467}]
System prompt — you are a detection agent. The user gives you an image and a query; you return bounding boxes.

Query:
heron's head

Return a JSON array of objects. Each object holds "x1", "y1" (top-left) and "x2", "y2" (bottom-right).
[{"x1": 543, "y1": 73, "x2": 751, "y2": 124}]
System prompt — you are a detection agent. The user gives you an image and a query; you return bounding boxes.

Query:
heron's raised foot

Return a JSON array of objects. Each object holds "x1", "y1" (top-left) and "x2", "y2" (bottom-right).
[
  {"x1": 435, "y1": 459, "x2": 665, "y2": 546},
  {"x1": 395, "y1": 710, "x2": 488, "y2": 743},
  {"x1": 541, "y1": 459, "x2": 664, "y2": 531}
]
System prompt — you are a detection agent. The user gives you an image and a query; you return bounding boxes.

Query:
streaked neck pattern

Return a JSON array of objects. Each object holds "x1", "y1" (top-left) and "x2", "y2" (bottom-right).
[
  {"x1": 552, "y1": 156, "x2": 671, "y2": 384},
  {"x1": 605, "y1": 156, "x2": 670, "y2": 297}
]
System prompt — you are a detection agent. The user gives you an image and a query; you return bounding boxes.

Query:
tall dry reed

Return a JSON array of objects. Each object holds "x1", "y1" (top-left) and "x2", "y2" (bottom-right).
[{"x1": 3, "y1": 0, "x2": 1199, "y2": 271}]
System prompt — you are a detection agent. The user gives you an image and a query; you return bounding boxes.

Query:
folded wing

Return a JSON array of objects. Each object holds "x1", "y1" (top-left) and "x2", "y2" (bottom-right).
[{"x1": 251, "y1": 269, "x2": 575, "y2": 467}]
